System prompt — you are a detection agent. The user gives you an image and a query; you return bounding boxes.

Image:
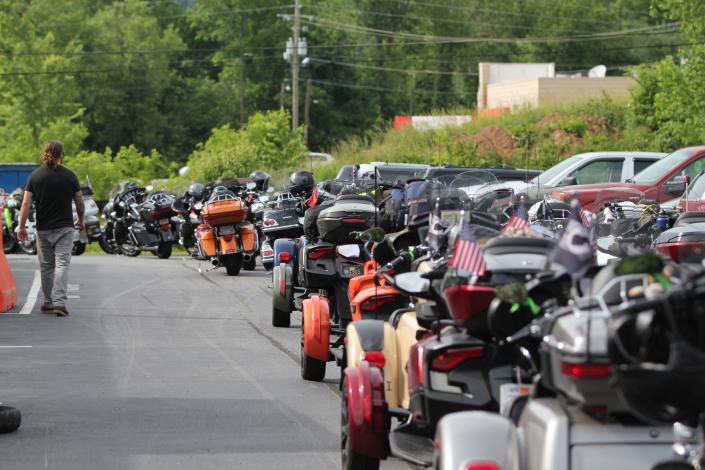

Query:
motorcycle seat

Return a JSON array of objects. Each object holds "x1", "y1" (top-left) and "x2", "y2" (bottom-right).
[
  {"x1": 335, "y1": 194, "x2": 374, "y2": 204},
  {"x1": 483, "y1": 236, "x2": 554, "y2": 256}
]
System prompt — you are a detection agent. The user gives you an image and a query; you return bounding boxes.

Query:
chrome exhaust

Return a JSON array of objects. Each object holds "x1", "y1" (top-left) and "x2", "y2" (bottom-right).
[{"x1": 211, "y1": 258, "x2": 221, "y2": 267}]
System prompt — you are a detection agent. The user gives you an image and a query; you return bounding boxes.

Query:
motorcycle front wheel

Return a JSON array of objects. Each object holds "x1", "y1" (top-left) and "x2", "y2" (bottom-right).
[
  {"x1": 98, "y1": 234, "x2": 118, "y2": 255},
  {"x1": 72, "y1": 241, "x2": 86, "y2": 256},
  {"x1": 2, "y1": 230, "x2": 17, "y2": 254}
]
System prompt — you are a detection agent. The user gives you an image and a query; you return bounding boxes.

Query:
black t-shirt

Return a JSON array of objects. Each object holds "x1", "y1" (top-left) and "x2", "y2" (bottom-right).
[{"x1": 25, "y1": 166, "x2": 80, "y2": 231}]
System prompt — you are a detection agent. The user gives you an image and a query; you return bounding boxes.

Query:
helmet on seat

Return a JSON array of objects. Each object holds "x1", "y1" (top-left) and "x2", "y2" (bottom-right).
[
  {"x1": 187, "y1": 182, "x2": 206, "y2": 200},
  {"x1": 249, "y1": 171, "x2": 271, "y2": 192},
  {"x1": 288, "y1": 171, "x2": 314, "y2": 196}
]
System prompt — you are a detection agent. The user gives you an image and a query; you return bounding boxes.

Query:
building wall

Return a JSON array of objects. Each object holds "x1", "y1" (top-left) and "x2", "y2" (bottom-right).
[
  {"x1": 485, "y1": 76, "x2": 635, "y2": 110},
  {"x1": 477, "y1": 62, "x2": 554, "y2": 110}
]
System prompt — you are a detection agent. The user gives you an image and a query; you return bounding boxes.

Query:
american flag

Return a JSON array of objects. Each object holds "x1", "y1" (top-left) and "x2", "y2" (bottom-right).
[
  {"x1": 502, "y1": 201, "x2": 529, "y2": 232},
  {"x1": 450, "y1": 220, "x2": 487, "y2": 276},
  {"x1": 576, "y1": 200, "x2": 590, "y2": 227}
]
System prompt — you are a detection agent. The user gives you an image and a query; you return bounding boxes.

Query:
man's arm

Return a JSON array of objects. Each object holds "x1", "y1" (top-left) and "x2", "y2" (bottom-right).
[
  {"x1": 17, "y1": 191, "x2": 32, "y2": 241},
  {"x1": 74, "y1": 191, "x2": 85, "y2": 231}
]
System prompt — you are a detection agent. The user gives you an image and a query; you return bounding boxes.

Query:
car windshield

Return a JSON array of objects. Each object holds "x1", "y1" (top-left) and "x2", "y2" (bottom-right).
[
  {"x1": 631, "y1": 149, "x2": 693, "y2": 184},
  {"x1": 335, "y1": 165, "x2": 353, "y2": 181},
  {"x1": 376, "y1": 167, "x2": 423, "y2": 184},
  {"x1": 531, "y1": 154, "x2": 585, "y2": 185}
]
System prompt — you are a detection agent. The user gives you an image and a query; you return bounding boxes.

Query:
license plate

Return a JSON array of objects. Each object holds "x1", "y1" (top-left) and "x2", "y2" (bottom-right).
[
  {"x1": 221, "y1": 225, "x2": 235, "y2": 235},
  {"x1": 499, "y1": 383, "x2": 531, "y2": 416},
  {"x1": 344, "y1": 265, "x2": 362, "y2": 277},
  {"x1": 159, "y1": 218, "x2": 170, "y2": 225}
]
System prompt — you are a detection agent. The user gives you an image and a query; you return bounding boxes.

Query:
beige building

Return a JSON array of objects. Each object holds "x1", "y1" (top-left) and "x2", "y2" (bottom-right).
[{"x1": 477, "y1": 62, "x2": 635, "y2": 111}]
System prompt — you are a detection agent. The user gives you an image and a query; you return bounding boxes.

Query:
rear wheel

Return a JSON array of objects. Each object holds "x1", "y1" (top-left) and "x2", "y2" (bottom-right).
[
  {"x1": 263, "y1": 261, "x2": 273, "y2": 271},
  {"x1": 341, "y1": 377, "x2": 380, "y2": 470},
  {"x1": 272, "y1": 302, "x2": 290, "y2": 328},
  {"x1": 119, "y1": 243, "x2": 141, "y2": 257},
  {"x1": 156, "y1": 243, "x2": 172, "y2": 259},
  {"x1": 300, "y1": 328, "x2": 326, "y2": 381},
  {"x1": 0, "y1": 405, "x2": 21, "y2": 434},
  {"x1": 222, "y1": 253, "x2": 243, "y2": 276},
  {"x1": 243, "y1": 256, "x2": 257, "y2": 271},
  {"x1": 72, "y1": 241, "x2": 86, "y2": 256}
]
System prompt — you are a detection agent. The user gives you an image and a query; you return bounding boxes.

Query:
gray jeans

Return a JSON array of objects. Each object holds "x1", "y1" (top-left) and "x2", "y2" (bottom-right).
[{"x1": 36, "y1": 227, "x2": 74, "y2": 307}]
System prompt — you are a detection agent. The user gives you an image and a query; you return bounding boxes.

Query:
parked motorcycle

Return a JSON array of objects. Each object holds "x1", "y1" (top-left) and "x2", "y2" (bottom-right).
[
  {"x1": 71, "y1": 181, "x2": 101, "y2": 256},
  {"x1": 434, "y1": 256, "x2": 683, "y2": 470},
  {"x1": 196, "y1": 185, "x2": 258, "y2": 275},
  {"x1": 2, "y1": 191, "x2": 20, "y2": 254}
]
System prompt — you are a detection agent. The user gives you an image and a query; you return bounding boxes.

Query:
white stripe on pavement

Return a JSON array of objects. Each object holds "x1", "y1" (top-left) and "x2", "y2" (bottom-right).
[
  {"x1": 0, "y1": 346, "x2": 32, "y2": 349},
  {"x1": 17, "y1": 270, "x2": 41, "y2": 315}
]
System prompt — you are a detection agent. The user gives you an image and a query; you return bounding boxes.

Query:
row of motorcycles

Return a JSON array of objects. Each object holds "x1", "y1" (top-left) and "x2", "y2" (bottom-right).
[
  {"x1": 2, "y1": 181, "x2": 102, "y2": 256},
  {"x1": 98, "y1": 170, "x2": 314, "y2": 276},
  {"x1": 266, "y1": 168, "x2": 705, "y2": 470}
]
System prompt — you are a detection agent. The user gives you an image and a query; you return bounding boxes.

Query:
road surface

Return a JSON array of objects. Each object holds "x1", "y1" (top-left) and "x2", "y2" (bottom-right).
[{"x1": 1, "y1": 254, "x2": 408, "y2": 469}]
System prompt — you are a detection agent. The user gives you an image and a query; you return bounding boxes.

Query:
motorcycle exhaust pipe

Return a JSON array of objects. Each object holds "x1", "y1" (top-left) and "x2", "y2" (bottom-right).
[
  {"x1": 211, "y1": 258, "x2": 221, "y2": 267},
  {"x1": 243, "y1": 253, "x2": 253, "y2": 262}
]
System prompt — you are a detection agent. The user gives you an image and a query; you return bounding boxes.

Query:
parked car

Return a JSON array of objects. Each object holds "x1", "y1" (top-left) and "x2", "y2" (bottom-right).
[
  {"x1": 551, "y1": 147, "x2": 705, "y2": 211},
  {"x1": 420, "y1": 165, "x2": 541, "y2": 183}
]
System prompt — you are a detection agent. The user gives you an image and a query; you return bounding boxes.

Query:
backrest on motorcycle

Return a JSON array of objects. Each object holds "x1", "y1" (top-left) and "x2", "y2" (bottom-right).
[
  {"x1": 674, "y1": 211, "x2": 705, "y2": 227},
  {"x1": 335, "y1": 193, "x2": 374, "y2": 204},
  {"x1": 483, "y1": 236, "x2": 554, "y2": 256}
]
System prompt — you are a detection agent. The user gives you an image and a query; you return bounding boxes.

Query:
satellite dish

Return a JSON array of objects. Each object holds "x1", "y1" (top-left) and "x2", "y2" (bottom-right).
[{"x1": 588, "y1": 65, "x2": 607, "y2": 78}]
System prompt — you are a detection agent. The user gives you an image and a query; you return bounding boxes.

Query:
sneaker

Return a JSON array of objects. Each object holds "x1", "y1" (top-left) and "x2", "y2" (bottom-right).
[
  {"x1": 40, "y1": 303, "x2": 54, "y2": 313},
  {"x1": 52, "y1": 306, "x2": 70, "y2": 317}
]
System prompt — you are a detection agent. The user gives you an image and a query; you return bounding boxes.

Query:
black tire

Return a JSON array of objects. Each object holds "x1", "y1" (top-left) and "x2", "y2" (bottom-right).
[
  {"x1": 263, "y1": 261, "x2": 273, "y2": 271},
  {"x1": 156, "y1": 243, "x2": 172, "y2": 259},
  {"x1": 72, "y1": 241, "x2": 86, "y2": 256},
  {"x1": 3, "y1": 230, "x2": 17, "y2": 254},
  {"x1": 300, "y1": 329, "x2": 326, "y2": 381},
  {"x1": 272, "y1": 303, "x2": 290, "y2": 328},
  {"x1": 341, "y1": 377, "x2": 380, "y2": 470},
  {"x1": 222, "y1": 253, "x2": 243, "y2": 276},
  {"x1": 0, "y1": 405, "x2": 21, "y2": 434},
  {"x1": 243, "y1": 256, "x2": 257, "y2": 271},
  {"x1": 98, "y1": 235, "x2": 117, "y2": 255}
]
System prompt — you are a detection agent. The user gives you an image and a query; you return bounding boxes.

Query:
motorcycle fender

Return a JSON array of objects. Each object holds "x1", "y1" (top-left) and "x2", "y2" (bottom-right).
[
  {"x1": 302, "y1": 295, "x2": 330, "y2": 362},
  {"x1": 434, "y1": 411, "x2": 520, "y2": 470},
  {"x1": 272, "y1": 265, "x2": 293, "y2": 313},
  {"x1": 347, "y1": 321, "x2": 400, "y2": 408},
  {"x1": 344, "y1": 361, "x2": 389, "y2": 460},
  {"x1": 219, "y1": 235, "x2": 239, "y2": 255}
]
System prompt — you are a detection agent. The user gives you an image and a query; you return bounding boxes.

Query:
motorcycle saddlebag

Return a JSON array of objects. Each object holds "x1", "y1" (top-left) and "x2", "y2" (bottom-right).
[
  {"x1": 197, "y1": 225, "x2": 217, "y2": 257},
  {"x1": 240, "y1": 222, "x2": 257, "y2": 252},
  {"x1": 130, "y1": 224, "x2": 159, "y2": 247}
]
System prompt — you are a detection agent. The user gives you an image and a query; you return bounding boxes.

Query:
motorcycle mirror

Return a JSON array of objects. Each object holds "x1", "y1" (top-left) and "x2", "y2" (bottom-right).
[
  {"x1": 336, "y1": 244, "x2": 361, "y2": 259},
  {"x1": 194, "y1": 202, "x2": 203, "y2": 211},
  {"x1": 393, "y1": 272, "x2": 430, "y2": 296}
]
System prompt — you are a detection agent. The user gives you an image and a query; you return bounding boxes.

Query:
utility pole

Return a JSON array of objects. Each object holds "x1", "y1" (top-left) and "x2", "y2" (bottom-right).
[
  {"x1": 304, "y1": 78, "x2": 312, "y2": 148},
  {"x1": 291, "y1": 2, "x2": 301, "y2": 130},
  {"x1": 278, "y1": 5, "x2": 313, "y2": 131}
]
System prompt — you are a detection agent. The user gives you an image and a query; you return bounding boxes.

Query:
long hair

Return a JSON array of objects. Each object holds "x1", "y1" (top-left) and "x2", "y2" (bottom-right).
[{"x1": 42, "y1": 140, "x2": 64, "y2": 169}]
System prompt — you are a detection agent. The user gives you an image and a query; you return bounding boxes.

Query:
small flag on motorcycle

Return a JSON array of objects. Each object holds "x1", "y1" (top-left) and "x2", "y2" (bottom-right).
[
  {"x1": 550, "y1": 199, "x2": 594, "y2": 279},
  {"x1": 503, "y1": 201, "x2": 529, "y2": 232},
  {"x1": 450, "y1": 213, "x2": 487, "y2": 277}
]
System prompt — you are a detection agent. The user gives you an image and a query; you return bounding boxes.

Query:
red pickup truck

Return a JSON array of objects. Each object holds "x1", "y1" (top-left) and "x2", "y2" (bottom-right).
[{"x1": 550, "y1": 146, "x2": 705, "y2": 211}]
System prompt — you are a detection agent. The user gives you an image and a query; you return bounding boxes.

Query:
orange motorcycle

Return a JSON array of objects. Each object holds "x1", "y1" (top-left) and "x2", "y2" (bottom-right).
[{"x1": 196, "y1": 186, "x2": 258, "y2": 276}]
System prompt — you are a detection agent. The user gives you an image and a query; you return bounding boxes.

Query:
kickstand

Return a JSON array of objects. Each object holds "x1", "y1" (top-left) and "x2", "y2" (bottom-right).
[{"x1": 198, "y1": 263, "x2": 220, "y2": 274}]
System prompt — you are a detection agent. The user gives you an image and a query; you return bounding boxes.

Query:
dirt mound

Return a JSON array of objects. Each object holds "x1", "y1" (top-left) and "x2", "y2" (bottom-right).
[
  {"x1": 535, "y1": 112, "x2": 569, "y2": 129},
  {"x1": 464, "y1": 126, "x2": 517, "y2": 161}
]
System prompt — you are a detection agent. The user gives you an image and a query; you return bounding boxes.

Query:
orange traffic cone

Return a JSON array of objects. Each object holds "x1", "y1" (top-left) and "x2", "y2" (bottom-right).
[{"x1": 0, "y1": 228, "x2": 17, "y2": 312}]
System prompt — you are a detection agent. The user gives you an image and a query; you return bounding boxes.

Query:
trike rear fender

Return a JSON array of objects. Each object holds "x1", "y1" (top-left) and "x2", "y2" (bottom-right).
[
  {"x1": 272, "y1": 264, "x2": 293, "y2": 313},
  {"x1": 345, "y1": 361, "x2": 389, "y2": 460},
  {"x1": 434, "y1": 411, "x2": 520, "y2": 470},
  {"x1": 303, "y1": 295, "x2": 331, "y2": 362}
]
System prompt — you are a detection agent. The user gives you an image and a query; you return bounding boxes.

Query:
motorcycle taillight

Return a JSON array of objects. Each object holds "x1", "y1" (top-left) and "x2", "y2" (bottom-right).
[
  {"x1": 360, "y1": 294, "x2": 397, "y2": 312},
  {"x1": 407, "y1": 335, "x2": 435, "y2": 390},
  {"x1": 308, "y1": 246, "x2": 335, "y2": 260},
  {"x1": 444, "y1": 285, "x2": 495, "y2": 324}
]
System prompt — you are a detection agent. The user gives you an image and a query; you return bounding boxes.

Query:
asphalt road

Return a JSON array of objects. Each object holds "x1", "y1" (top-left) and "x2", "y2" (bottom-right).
[{"x1": 1, "y1": 254, "x2": 409, "y2": 470}]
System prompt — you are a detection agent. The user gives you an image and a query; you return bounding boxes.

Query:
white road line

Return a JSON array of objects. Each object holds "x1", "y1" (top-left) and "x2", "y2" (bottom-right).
[
  {"x1": 17, "y1": 270, "x2": 41, "y2": 315},
  {"x1": 67, "y1": 284, "x2": 80, "y2": 292},
  {"x1": 67, "y1": 295, "x2": 80, "y2": 299},
  {"x1": 0, "y1": 346, "x2": 32, "y2": 349}
]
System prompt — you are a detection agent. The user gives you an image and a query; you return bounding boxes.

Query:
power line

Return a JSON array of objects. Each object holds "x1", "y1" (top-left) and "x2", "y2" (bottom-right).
[
  {"x1": 309, "y1": 57, "x2": 476, "y2": 76},
  {"x1": 305, "y1": 17, "x2": 681, "y2": 45},
  {"x1": 306, "y1": 78, "x2": 461, "y2": 95},
  {"x1": 376, "y1": 0, "x2": 649, "y2": 26}
]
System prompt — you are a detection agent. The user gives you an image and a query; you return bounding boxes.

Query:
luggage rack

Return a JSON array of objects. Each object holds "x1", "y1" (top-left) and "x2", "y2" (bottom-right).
[{"x1": 208, "y1": 193, "x2": 241, "y2": 203}]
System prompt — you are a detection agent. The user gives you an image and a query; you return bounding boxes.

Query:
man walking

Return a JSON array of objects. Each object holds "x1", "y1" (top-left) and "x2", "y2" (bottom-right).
[{"x1": 17, "y1": 140, "x2": 83, "y2": 316}]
